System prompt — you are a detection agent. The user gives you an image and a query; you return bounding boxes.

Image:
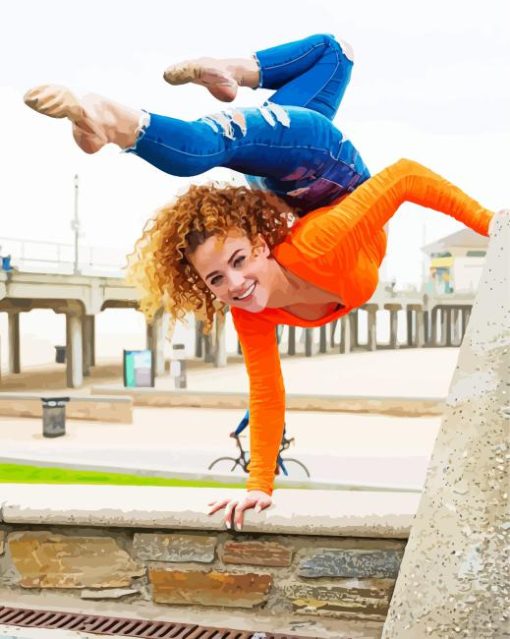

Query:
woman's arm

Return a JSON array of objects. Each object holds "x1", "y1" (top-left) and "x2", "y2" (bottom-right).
[
  {"x1": 284, "y1": 158, "x2": 493, "y2": 265},
  {"x1": 231, "y1": 309, "x2": 286, "y2": 496}
]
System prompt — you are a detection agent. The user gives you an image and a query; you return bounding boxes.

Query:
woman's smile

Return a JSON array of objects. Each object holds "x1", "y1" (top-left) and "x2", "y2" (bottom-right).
[{"x1": 232, "y1": 281, "x2": 257, "y2": 302}]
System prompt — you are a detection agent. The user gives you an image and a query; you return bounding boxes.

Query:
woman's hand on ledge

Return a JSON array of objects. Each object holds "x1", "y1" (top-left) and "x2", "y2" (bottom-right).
[{"x1": 207, "y1": 490, "x2": 272, "y2": 530}]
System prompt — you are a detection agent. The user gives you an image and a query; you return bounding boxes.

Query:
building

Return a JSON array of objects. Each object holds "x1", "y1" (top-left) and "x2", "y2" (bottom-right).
[{"x1": 422, "y1": 228, "x2": 488, "y2": 294}]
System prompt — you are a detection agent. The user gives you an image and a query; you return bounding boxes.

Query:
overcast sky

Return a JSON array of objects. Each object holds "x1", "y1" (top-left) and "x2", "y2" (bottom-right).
[{"x1": 2, "y1": 0, "x2": 509, "y2": 286}]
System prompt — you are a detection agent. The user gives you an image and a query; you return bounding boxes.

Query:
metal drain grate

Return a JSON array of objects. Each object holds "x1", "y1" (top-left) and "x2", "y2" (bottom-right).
[{"x1": 0, "y1": 605, "x2": 321, "y2": 638}]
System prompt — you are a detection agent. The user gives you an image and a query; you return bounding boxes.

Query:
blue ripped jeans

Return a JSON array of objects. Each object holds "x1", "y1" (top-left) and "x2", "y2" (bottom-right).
[{"x1": 128, "y1": 34, "x2": 370, "y2": 214}]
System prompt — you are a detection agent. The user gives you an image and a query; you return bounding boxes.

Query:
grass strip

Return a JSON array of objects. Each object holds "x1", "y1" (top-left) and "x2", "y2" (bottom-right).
[{"x1": 0, "y1": 463, "x2": 246, "y2": 488}]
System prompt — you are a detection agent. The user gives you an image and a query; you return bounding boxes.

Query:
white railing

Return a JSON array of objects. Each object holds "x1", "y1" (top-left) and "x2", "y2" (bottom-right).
[{"x1": 0, "y1": 236, "x2": 129, "y2": 277}]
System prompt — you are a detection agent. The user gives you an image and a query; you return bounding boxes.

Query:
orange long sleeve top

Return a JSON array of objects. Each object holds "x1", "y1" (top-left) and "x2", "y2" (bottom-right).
[{"x1": 231, "y1": 159, "x2": 493, "y2": 495}]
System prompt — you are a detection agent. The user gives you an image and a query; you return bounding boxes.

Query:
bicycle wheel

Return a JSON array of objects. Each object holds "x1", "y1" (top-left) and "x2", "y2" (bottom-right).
[
  {"x1": 208, "y1": 457, "x2": 246, "y2": 475},
  {"x1": 279, "y1": 457, "x2": 311, "y2": 480}
]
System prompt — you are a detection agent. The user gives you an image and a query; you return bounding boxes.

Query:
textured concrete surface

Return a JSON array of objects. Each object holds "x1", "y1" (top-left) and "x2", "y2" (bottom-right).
[
  {"x1": 382, "y1": 210, "x2": 510, "y2": 638},
  {"x1": 0, "y1": 484, "x2": 419, "y2": 538}
]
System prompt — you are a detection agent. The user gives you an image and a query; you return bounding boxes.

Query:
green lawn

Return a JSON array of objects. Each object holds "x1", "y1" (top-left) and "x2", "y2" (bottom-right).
[{"x1": 0, "y1": 463, "x2": 246, "y2": 488}]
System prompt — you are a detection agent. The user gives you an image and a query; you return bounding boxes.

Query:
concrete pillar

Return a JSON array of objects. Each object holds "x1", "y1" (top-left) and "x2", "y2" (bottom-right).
[
  {"x1": 204, "y1": 332, "x2": 214, "y2": 362},
  {"x1": 423, "y1": 310, "x2": 430, "y2": 345},
  {"x1": 82, "y1": 315, "x2": 95, "y2": 377},
  {"x1": 350, "y1": 310, "x2": 359, "y2": 348},
  {"x1": 406, "y1": 309, "x2": 414, "y2": 347},
  {"x1": 430, "y1": 307, "x2": 439, "y2": 346},
  {"x1": 66, "y1": 313, "x2": 83, "y2": 388},
  {"x1": 7, "y1": 311, "x2": 21, "y2": 374},
  {"x1": 439, "y1": 307, "x2": 448, "y2": 346},
  {"x1": 213, "y1": 312, "x2": 227, "y2": 367},
  {"x1": 146, "y1": 310, "x2": 165, "y2": 376},
  {"x1": 415, "y1": 309, "x2": 425, "y2": 348},
  {"x1": 305, "y1": 328, "x2": 313, "y2": 357},
  {"x1": 387, "y1": 307, "x2": 399, "y2": 349},
  {"x1": 319, "y1": 325, "x2": 327, "y2": 353},
  {"x1": 452, "y1": 308, "x2": 461, "y2": 345},
  {"x1": 382, "y1": 211, "x2": 510, "y2": 638},
  {"x1": 461, "y1": 307, "x2": 471, "y2": 341},
  {"x1": 195, "y1": 319, "x2": 204, "y2": 358},
  {"x1": 366, "y1": 306, "x2": 377, "y2": 351},
  {"x1": 287, "y1": 326, "x2": 296, "y2": 356},
  {"x1": 339, "y1": 315, "x2": 351, "y2": 354},
  {"x1": 329, "y1": 320, "x2": 338, "y2": 348}
]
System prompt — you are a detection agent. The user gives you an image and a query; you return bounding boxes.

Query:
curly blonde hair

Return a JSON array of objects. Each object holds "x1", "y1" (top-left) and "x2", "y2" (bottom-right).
[{"x1": 127, "y1": 184, "x2": 293, "y2": 333}]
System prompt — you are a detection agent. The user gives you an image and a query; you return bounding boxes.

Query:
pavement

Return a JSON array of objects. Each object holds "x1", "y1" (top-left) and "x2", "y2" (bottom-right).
[{"x1": 0, "y1": 348, "x2": 460, "y2": 490}]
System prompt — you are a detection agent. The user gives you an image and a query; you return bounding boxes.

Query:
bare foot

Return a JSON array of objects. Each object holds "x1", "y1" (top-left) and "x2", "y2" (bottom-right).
[
  {"x1": 24, "y1": 84, "x2": 140, "y2": 153},
  {"x1": 163, "y1": 57, "x2": 240, "y2": 102}
]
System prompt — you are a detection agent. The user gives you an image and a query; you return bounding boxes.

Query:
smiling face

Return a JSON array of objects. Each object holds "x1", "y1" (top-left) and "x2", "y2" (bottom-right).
[{"x1": 187, "y1": 230, "x2": 277, "y2": 313}]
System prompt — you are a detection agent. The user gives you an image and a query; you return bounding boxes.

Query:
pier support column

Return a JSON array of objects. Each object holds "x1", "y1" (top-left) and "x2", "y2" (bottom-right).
[
  {"x1": 82, "y1": 314, "x2": 95, "y2": 377},
  {"x1": 365, "y1": 305, "x2": 378, "y2": 351},
  {"x1": 349, "y1": 310, "x2": 359, "y2": 349},
  {"x1": 66, "y1": 312, "x2": 83, "y2": 388},
  {"x1": 461, "y1": 307, "x2": 471, "y2": 341},
  {"x1": 146, "y1": 310, "x2": 165, "y2": 376},
  {"x1": 406, "y1": 309, "x2": 413, "y2": 346},
  {"x1": 213, "y1": 311, "x2": 227, "y2": 367},
  {"x1": 415, "y1": 308, "x2": 425, "y2": 347},
  {"x1": 195, "y1": 319, "x2": 204, "y2": 358},
  {"x1": 382, "y1": 211, "x2": 510, "y2": 638},
  {"x1": 430, "y1": 307, "x2": 439, "y2": 346},
  {"x1": 329, "y1": 320, "x2": 338, "y2": 349},
  {"x1": 339, "y1": 315, "x2": 351, "y2": 354},
  {"x1": 451, "y1": 308, "x2": 461, "y2": 345},
  {"x1": 305, "y1": 328, "x2": 313, "y2": 357},
  {"x1": 319, "y1": 325, "x2": 327, "y2": 353},
  {"x1": 7, "y1": 311, "x2": 21, "y2": 374},
  {"x1": 287, "y1": 326, "x2": 296, "y2": 356},
  {"x1": 385, "y1": 304, "x2": 401, "y2": 349},
  {"x1": 440, "y1": 308, "x2": 449, "y2": 346}
]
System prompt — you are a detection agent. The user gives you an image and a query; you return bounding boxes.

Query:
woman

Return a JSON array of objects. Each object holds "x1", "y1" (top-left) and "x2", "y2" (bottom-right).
[
  {"x1": 23, "y1": 35, "x2": 496, "y2": 529},
  {"x1": 23, "y1": 34, "x2": 370, "y2": 216},
  {"x1": 127, "y1": 162, "x2": 493, "y2": 530}
]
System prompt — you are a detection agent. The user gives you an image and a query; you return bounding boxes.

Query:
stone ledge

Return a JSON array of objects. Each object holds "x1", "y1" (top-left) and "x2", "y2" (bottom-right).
[
  {"x1": 90, "y1": 386, "x2": 445, "y2": 416},
  {"x1": 0, "y1": 485, "x2": 418, "y2": 538},
  {"x1": 0, "y1": 393, "x2": 133, "y2": 423}
]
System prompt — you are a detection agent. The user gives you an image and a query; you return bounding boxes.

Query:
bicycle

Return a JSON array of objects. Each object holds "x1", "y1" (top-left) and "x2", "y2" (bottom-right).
[{"x1": 208, "y1": 410, "x2": 310, "y2": 480}]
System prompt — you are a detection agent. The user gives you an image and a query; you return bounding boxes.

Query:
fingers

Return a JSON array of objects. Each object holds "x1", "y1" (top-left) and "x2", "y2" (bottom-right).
[{"x1": 207, "y1": 492, "x2": 272, "y2": 531}]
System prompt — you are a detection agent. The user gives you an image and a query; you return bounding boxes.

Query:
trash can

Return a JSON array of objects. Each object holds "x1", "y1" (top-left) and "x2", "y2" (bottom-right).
[
  {"x1": 54, "y1": 345, "x2": 66, "y2": 364},
  {"x1": 171, "y1": 343, "x2": 187, "y2": 389},
  {"x1": 1, "y1": 256, "x2": 13, "y2": 271},
  {"x1": 41, "y1": 397, "x2": 70, "y2": 438}
]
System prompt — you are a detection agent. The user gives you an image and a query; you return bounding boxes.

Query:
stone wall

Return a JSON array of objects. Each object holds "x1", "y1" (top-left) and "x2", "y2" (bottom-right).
[
  {"x1": 0, "y1": 393, "x2": 133, "y2": 423},
  {"x1": 0, "y1": 484, "x2": 418, "y2": 632},
  {"x1": 0, "y1": 524, "x2": 405, "y2": 622}
]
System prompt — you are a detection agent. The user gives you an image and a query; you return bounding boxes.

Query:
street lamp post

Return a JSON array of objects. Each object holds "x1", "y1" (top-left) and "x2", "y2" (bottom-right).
[{"x1": 71, "y1": 174, "x2": 80, "y2": 274}]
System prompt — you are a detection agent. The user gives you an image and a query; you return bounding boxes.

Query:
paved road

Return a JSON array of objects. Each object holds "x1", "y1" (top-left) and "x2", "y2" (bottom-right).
[
  {"x1": 0, "y1": 406, "x2": 439, "y2": 489},
  {"x1": 0, "y1": 348, "x2": 457, "y2": 489}
]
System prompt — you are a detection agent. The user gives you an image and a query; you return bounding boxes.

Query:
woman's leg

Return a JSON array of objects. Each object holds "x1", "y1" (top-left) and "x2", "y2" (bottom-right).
[
  {"x1": 164, "y1": 34, "x2": 354, "y2": 120},
  {"x1": 24, "y1": 83, "x2": 367, "y2": 212},
  {"x1": 255, "y1": 33, "x2": 354, "y2": 120}
]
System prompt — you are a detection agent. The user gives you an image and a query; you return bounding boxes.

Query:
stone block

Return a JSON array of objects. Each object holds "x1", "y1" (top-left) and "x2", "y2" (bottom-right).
[
  {"x1": 8, "y1": 531, "x2": 144, "y2": 588},
  {"x1": 0, "y1": 530, "x2": 4, "y2": 556},
  {"x1": 81, "y1": 588, "x2": 139, "y2": 600},
  {"x1": 222, "y1": 540, "x2": 292, "y2": 567},
  {"x1": 149, "y1": 567, "x2": 272, "y2": 608},
  {"x1": 284, "y1": 578, "x2": 395, "y2": 620},
  {"x1": 298, "y1": 549, "x2": 403, "y2": 578},
  {"x1": 133, "y1": 533, "x2": 216, "y2": 563}
]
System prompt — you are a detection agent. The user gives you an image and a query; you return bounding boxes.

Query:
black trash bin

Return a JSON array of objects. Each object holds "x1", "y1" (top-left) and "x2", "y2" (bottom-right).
[
  {"x1": 55, "y1": 345, "x2": 66, "y2": 364},
  {"x1": 41, "y1": 397, "x2": 70, "y2": 438}
]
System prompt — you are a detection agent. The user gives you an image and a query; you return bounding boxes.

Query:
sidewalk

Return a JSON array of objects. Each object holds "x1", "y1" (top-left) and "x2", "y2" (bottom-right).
[
  {"x1": 0, "y1": 348, "x2": 460, "y2": 397},
  {"x1": 0, "y1": 349, "x2": 455, "y2": 489}
]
